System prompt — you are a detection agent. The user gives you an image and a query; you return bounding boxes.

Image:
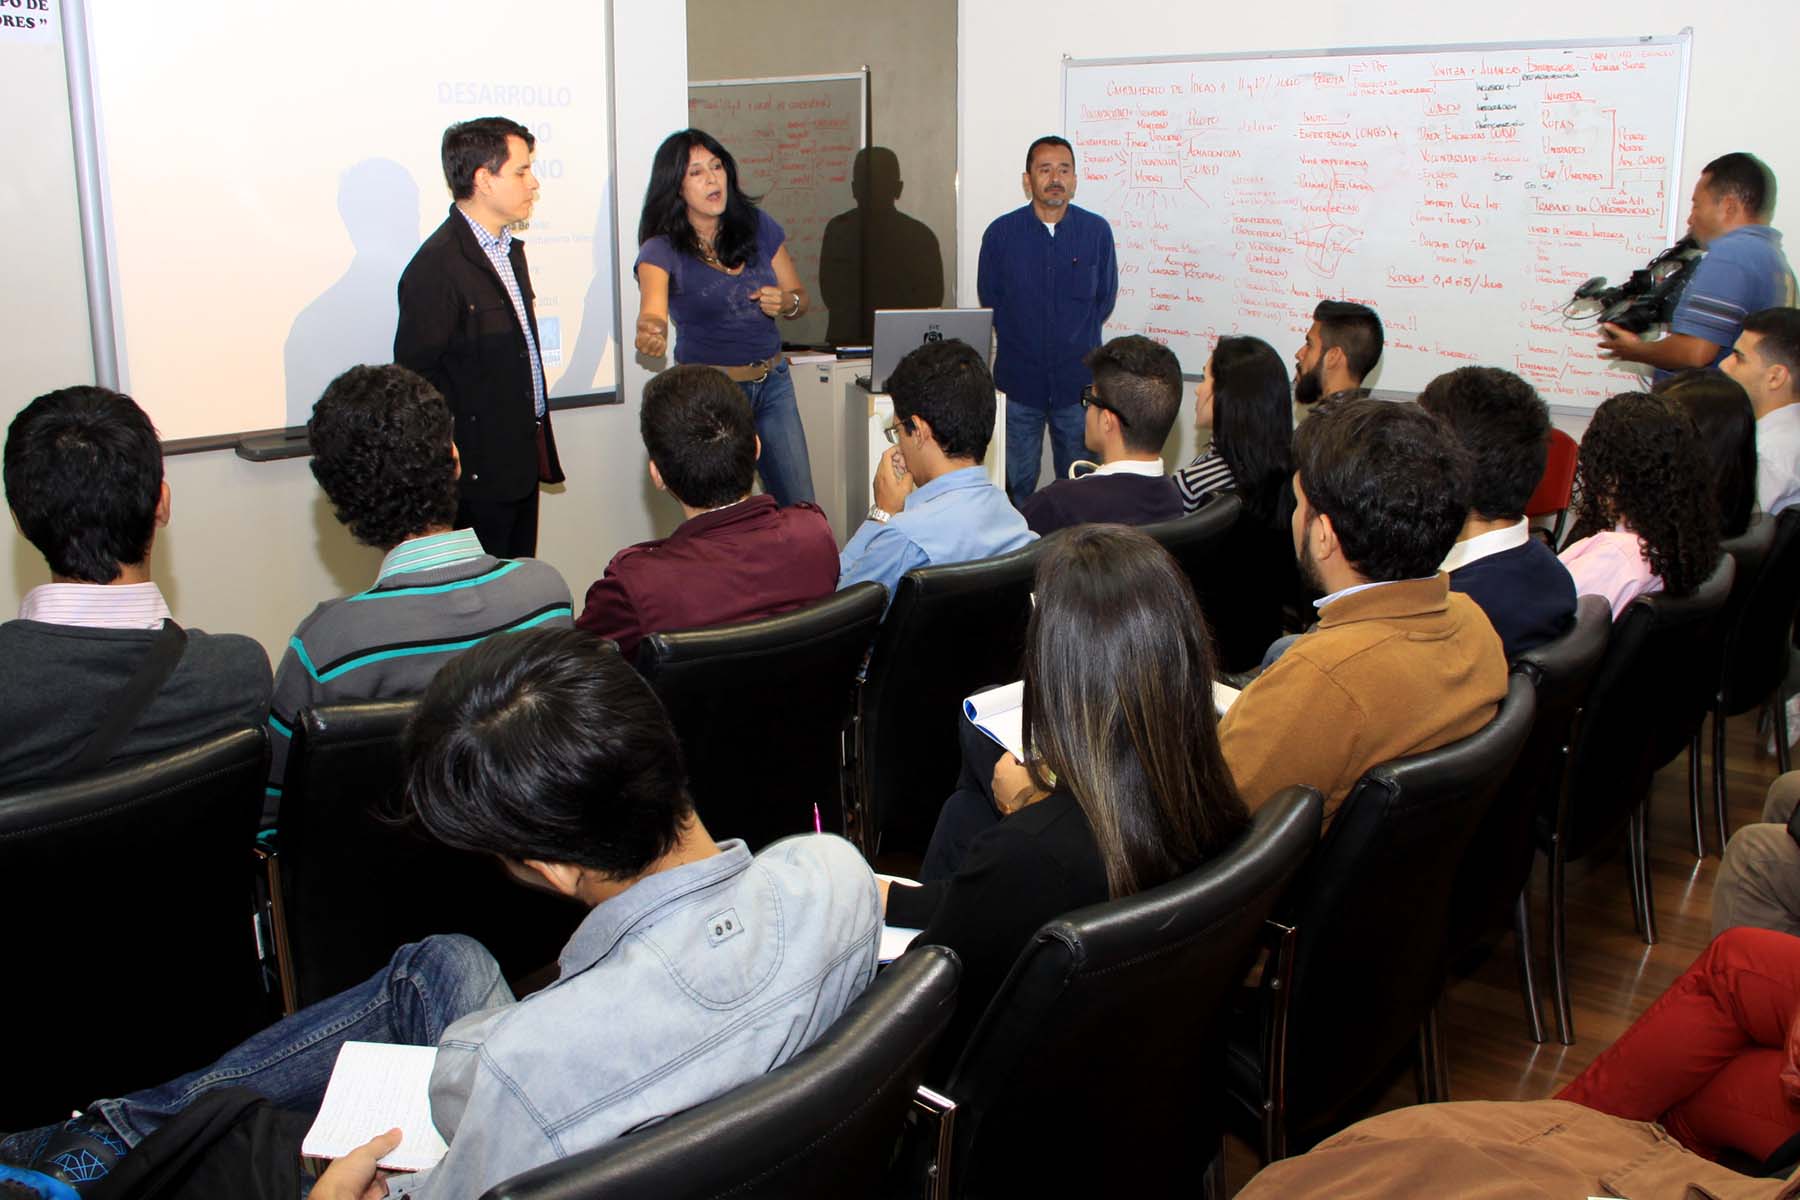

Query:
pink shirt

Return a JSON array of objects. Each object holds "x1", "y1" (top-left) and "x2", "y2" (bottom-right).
[
  {"x1": 17, "y1": 581, "x2": 172, "y2": 629},
  {"x1": 1558, "y1": 529, "x2": 1662, "y2": 619}
]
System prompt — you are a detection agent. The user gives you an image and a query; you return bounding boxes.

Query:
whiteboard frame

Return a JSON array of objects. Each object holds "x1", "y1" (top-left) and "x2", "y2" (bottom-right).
[
  {"x1": 689, "y1": 69, "x2": 872, "y2": 158},
  {"x1": 65, "y1": 0, "x2": 625, "y2": 455},
  {"x1": 1062, "y1": 32, "x2": 1695, "y2": 411}
]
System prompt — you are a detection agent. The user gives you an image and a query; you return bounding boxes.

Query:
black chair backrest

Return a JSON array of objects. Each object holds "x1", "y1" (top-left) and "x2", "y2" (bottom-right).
[
  {"x1": 1138, "y1": 494, "x2": 1285, "y2": 673},
  {"x1": 1564, "y1": 555, "x2": 1735, "y2": 858},
  {"x1": 481, "y1": 945, "x2": 961, "y2": 1200},
  {"x1": 858, "y1": 540, "x2": 1044, "y2": 857},
  {"x1": 636, "y1": 583, "x2": 887, "y2": 848},
  {"x1": 940, "y1": 787, "x2": 1323, "y2": 1196},
  {"x1": 279, "y1": 701, "x2": 583, "y2": 1006},
  {"x1": 1449, "y1": 596, "x2": 1611, "y2": 955},
  {"x1": 1275, "y1": 675, "x2": 1535, "y2": 1138},
  {"x1": 0, "y1": 727, "x2": 270, "y2": 1126},
  {"x1": 1720, "y1": 511, "x2": 1800, "y2": 713}
]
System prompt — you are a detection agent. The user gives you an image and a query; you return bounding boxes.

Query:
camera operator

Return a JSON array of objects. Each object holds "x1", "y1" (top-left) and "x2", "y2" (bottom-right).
[{"x1": 1599, "y1": 153, "x2": 1795, "y2": 381}]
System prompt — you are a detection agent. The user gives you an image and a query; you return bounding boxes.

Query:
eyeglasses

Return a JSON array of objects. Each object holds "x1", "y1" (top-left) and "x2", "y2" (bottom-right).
[
  {"x1": 883, "y1": 418, "x2": 916, "y2": 445},
  {"x1": 1080, "y1": 384, "x2": 1130, "y2": 428}
]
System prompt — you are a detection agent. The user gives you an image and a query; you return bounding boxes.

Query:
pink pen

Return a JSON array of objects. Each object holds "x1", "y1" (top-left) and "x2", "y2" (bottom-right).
[{"x1": 813, "y1": 802, "x2": 822, "y2": 833}]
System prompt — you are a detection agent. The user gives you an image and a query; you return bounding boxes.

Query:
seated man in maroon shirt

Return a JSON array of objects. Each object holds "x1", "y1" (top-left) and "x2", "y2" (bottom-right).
[{"x1": 577, "y1": 365, "x2": 839, "y2": 660}]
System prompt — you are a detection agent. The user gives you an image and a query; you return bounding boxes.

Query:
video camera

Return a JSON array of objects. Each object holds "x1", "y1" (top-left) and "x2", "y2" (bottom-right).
[{"x1": 1565, "y1": 236, "x2": 1705, "y2": 333}]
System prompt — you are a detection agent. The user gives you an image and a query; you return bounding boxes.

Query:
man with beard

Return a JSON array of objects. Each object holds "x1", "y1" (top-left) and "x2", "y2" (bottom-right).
[
  {"x1": 1218, "y1": 398, "x2": 1507, "y2": 828},
  {"x1": 978, "y1": 135, "x2": 1118, "y2": 503},
  {"x1": 1294, "y1": 300, "x2": 1384, "y2": 417}
]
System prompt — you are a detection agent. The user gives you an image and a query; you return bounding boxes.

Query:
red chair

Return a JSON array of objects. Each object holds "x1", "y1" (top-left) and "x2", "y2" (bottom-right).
[{"x1": 1525, "y1": 428, "x2": 1580, "y2": 548}]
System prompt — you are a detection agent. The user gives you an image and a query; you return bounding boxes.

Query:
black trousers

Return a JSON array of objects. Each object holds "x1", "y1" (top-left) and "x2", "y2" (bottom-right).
[
  {"x1": 457, "y1": 488, "x2": 540, "y2": 559},
  {"x1": 919, "y1": 702, "x2": 1009, "y2": 882}
]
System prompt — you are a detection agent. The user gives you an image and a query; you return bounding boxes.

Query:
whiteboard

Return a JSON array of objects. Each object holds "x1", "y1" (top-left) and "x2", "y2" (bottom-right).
[
  {"x1": 78, "y1": 0, "x2": 618, "y2": 444},
  {"x1": 688, "y1": 72, "x2": 868, "y2": 347},
  {"x1": 1064, "y1": 36, "x2": 1690, "y2": 411}
]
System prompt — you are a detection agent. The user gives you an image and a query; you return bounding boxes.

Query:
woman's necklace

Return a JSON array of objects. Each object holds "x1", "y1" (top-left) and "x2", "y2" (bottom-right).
[{"x1": 696, "y1": 232, "x2": 721, "y2": 266}]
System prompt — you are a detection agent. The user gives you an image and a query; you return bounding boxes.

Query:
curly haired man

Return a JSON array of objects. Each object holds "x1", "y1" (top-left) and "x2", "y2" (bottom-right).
[{"x1": 262, "y1": 365, "x2": 573, "y2": 825}]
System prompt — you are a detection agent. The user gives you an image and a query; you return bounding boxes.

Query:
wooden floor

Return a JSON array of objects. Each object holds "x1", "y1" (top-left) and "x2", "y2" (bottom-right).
[{"x1": 1222, "y1": 709, "x2": 1791, "y2": 1194}]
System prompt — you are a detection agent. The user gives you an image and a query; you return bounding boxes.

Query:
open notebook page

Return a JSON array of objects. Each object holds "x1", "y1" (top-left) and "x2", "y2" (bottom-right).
[{"x1": 301, "y1": 1042, "x2": 448, "y2": 1172}]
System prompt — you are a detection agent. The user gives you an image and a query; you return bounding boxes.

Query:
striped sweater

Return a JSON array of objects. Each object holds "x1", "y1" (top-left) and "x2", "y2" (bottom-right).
[{"x1": 265, "y1": 529, "x2": 572, "y2": 824}]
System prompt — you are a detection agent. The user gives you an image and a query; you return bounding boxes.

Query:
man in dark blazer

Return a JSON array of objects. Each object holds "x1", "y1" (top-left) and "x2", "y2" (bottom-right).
[
  {"x1": 575, "y1": 365, "x2": 839, "y2": 661},
  {"x1": 1418, "y1": 366, "x2": 1577, "y2": 660},
  {"x1": 396, "y1": 116, "x2": 563, "y2": 558}
]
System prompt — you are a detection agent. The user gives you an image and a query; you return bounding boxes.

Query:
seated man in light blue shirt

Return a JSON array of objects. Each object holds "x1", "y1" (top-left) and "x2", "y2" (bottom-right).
[
  {"x1": 839, "y1": 339, "x2": 1036, "y2": 606},
  {"x1": 3, "y1": 628, "x2": 880, "y2": 1200}
]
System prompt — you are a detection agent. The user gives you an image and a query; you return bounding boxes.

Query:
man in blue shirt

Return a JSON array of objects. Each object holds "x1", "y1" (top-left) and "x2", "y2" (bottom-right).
[
  {"x1": 1599, "y1": 152, "x2": 1795, "y2": 381},
  {"x1": 839, "y1": 340, "x2": 1036, "y2": 607},
  {"x1": 977, "y1": 135, "x2": 1118, "y2": 503}
]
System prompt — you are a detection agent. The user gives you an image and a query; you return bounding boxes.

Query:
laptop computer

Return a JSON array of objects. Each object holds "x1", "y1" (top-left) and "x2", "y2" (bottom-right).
[{"x1": 866, "y1": 308, "x2": 994, "y2": 393}]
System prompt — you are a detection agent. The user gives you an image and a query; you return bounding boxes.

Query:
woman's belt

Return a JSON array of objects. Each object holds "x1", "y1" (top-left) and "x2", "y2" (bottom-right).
[{"x1": 704, "y1": 354, "x2": 783, "y2": 383}]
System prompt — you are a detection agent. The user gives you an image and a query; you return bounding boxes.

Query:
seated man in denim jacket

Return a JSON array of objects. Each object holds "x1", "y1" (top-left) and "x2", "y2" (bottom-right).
[{"x1": 2, "y1": 629, "x2": 880, "y2": 1200}]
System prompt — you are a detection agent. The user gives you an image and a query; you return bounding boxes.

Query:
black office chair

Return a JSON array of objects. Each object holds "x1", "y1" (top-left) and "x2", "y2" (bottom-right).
[
  {"x1": 272, "y1": 701, "x2": 583, "y2": 1008},
  {"x1": 0, "y1": 727, "x2": 271, "y2": 1127},
  {"x1": 1700, "y1": 511, "x2": 1800, "y2": 850},
  {"x1": 1447, "y1": 596, "x2": 1610, "y2": 1046},
  {"x1": 1225, "y1": 675, "x2": 1536, "y2": 1160},
  {"x1": 854, "y1": 541, "x2": 1043, "y2": 860},
  {"x1": 1144, "y1": 494, "x2": 1299, "y2": 673},
  {"x1": 480, "y1": 945, "x2": 961, "y2": 1200},
  {"x1": 1539, "y1": 555, "x2": 1734, "y2": 960},
  {"x1": 911, "y1": 787, "x2": 1322, "y2": 1198},
  {"x1": 636, "y1": 583, "x2": 887, "y2": 849}
]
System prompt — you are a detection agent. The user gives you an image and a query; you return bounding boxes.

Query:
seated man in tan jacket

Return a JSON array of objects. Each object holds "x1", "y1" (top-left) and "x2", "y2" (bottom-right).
[{"x1": 1219, "y1": 397, "x2": 1507, "y2": 826}]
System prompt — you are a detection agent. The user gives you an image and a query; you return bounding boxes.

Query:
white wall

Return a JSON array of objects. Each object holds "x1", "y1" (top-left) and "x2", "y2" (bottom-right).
[
  {"x1": 1, "y1": 5, "x2": 690, "y2": 660},
  {"x1": 957, "y1": 5, "x2": 1800, "y2": 457}
]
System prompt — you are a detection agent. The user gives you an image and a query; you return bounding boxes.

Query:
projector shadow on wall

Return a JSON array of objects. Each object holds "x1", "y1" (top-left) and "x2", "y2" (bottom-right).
[
  {"x1": 282, "y1": 158, "x2": 422, "y2": 431},
  {"x1": 819, "y1": 146, "x2": 945, "y2": 346}
]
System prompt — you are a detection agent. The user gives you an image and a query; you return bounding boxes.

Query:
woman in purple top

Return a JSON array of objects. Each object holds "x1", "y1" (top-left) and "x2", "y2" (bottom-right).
[{"x1": 633, "y1": 129, "x2": 815, "y2": 506}]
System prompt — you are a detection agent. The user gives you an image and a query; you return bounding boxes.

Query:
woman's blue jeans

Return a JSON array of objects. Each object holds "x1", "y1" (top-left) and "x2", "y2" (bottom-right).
[{"x1": 737, "y1": 361, "x2": 816, "y2": 508}]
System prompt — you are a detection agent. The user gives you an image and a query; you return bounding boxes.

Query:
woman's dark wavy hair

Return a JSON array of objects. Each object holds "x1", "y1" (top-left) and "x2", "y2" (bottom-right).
[
  {"x1": 1207, "y1": 336, "x2": 1294, "y2": 527},
  {"x1": 1653, "y1": 369, "x2": 1756, "y2": 539},
  {"x1": 308, "y1": 365, "x2": 459, "y2": 550},
  {"x1": 636, "y1": 129, "x2": 763, "y2": 269},
  {"x1": 1022, "y1": 525, "x2": 1249, "y2": 899},
  {"x1": 1571, "y1": 392, "x2": 1721, "y2": 597}
]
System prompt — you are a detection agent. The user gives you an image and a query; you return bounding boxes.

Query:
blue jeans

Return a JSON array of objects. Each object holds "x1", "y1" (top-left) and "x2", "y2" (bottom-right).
[
  {"x1": 87, "y1": 936, "x2": 512, "y2": 1149},
  {"x1": 738, "y1": 362, "x2": 815, "y2": 507},
  {"x1": 1005, "y1": 399, "x2": 1087, "y2": 503},
  {"x1": 1260, "y1": 633, "x2": 1302, "y2": 671}
]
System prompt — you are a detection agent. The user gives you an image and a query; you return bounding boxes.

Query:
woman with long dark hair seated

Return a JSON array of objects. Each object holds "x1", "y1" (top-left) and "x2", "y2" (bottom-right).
[
  {"x1": 632, "y1": 129, "x2": 815, "y2": 506},
  {"x1": 1171, "y1": 334, "x2": 1294, "y2": 523},
  {"x1": 884, "y1": 524, "x2": 1250, "y2": 1066},
  {"x1": 1655, "y1": 368, "x2": 1758, "y2": 538},
  {"x1": 1559, "y1": 391, "x2": 1721, "y2": 617}
]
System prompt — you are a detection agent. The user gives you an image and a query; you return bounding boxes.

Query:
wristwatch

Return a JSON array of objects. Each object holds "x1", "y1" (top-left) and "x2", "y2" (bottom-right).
[{"x1": 867, "y1": 504, "x2": 892, "y2": 524}]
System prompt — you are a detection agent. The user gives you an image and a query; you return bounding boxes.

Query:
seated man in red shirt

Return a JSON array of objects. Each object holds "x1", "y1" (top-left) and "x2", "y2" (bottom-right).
[{"x1": 577, "y1": 365, "x2": 839, "y2": 659}]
